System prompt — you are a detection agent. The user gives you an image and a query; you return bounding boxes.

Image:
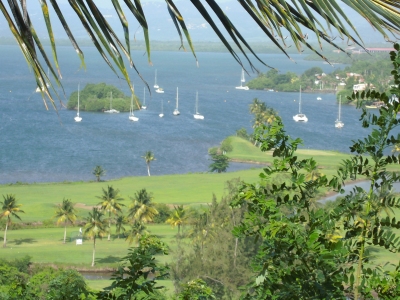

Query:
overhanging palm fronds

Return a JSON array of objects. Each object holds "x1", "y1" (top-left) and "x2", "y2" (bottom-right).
[{"x1": 1, "y1": 0, "x2": 400, "y2": 109}]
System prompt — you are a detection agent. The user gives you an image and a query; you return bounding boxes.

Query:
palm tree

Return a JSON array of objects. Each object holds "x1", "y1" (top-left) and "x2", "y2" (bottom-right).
[
  {"x1": 125, "y1": 221, "x2": 148, "y2": 246},
  {"x1": 115, "y1": 214, "x2": 128, "y2": 239},
  {"x1": 54, "y1": 198, "x2": 77, "y2": 244},
  {"x1": 128, "y1": 189, "x2": 158, "y2": 224},
  {"x1": 84, "y1": 208, "x2": 108, "y2": 267},
  {"x1": 0, "y1": 194, "x2": 24, "y2": 248},
  {"x1": 142, "y1": 151, "x2": 155, "y2": 176},
  {"x1": 2, "y1": 2, "x2": 398, "y2": 109},
  {"x1": 166, "y1": 205, "x2": 188, "y2": 236},
  {"x1": 92, "y1": 166, "x2": 106, "y2": 182},
  {"x1": 97, "y1": 186, "x2": 124, "y2": 241}
]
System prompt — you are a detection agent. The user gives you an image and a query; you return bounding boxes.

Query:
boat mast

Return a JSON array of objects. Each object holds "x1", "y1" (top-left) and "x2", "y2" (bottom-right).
[
  {"x1": 195, "y1": 91, "x2": 198, "y2": 114},
  {"x1": 299, "y1": 86, "x2": 302, "y2": 114},
  {"x1": 176, "y1": 87, "x2": 179, "y2": 110},
  {"x1": 77, "y1": 83, "x2": 80, "y2": 116}
]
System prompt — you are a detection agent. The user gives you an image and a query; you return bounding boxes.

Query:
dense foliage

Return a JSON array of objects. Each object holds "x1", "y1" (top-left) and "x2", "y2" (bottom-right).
[
  {"x1": 232, "y1": 44, "x2": 400, "y2": 299},
  {"x1": 67, "y1": 83, "x2": 141, "y2": 112}
]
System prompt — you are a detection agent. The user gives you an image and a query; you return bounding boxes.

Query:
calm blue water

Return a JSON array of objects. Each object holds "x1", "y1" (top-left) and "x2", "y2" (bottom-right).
[{"x1": 0, "y1": 45, "x2": 391, "y2": 183}]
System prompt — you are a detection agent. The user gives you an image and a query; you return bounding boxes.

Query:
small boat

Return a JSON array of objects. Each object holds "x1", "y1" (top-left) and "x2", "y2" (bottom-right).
[
  {"x1": 104, "y1": 91, "x2": 120, "y2": 113},
  {"x1": 293, "y1": 86, "x2": 308, "y2": 122},
  {"x1": 155, "y1": 88, "x2": 164, "y2": 94},
  {"x1": 235, "y1": 68, "x2": 249, "y2": 90},
  {"x1": 193, "y1": 91, "x2": 204, "y2": 120},
  {"x1": 154, "y1": 69, "x2": 159, "y2": 89},
  {"x1": 173, "y1": 87, "x2": 180, "y2": 116},
  {"x1": 129, "y1": 94, "x2": 139, "y2": 121},
  {"x1": 365, "y1": 101, "x2": 385, "y2": 109},
  {"x1": 35, "y1": 68, "x2": 50, "y2": 92},
  {"x1": 317, "y1": 97, "x2": 322, "y2": 101},
  {"x1": 74, "y1": 83, "x2": 82, "y2": 122},
  {"x1": 159, "y1": 100, "x2": 164, "y2": 118},
  {"x1": 335, "y1": 95, "x2": 344, "y2": 128},
  {"x1": 142, "y1": 87, "x2": 147, "y2": 110}
]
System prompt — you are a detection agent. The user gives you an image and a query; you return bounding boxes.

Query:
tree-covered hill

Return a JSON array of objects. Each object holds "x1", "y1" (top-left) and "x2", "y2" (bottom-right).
[{"x1": 67, "y1": 83, "x2": 141, "y2": 112}]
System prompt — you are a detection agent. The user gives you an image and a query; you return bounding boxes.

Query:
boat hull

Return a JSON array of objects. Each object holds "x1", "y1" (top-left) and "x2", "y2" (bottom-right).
[
  {"x1": 235, "y1": 86, "x2": 249, "y2": 90},
  {"x1": 293, "y1": 114, "x2": 308, "y2": 122}
]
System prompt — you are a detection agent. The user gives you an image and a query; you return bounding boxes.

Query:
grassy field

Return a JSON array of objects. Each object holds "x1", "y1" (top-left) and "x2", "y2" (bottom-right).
[{"x1": 0, "y1": 169, "x2": 262, "y2": 222}]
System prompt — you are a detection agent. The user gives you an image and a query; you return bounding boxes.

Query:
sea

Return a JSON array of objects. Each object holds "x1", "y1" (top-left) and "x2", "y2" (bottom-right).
[{"x1": 0, "y1": 45, "x2": 393, "y2": 184}]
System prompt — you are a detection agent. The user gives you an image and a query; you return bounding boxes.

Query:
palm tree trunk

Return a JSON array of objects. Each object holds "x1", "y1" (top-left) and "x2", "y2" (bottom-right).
[
  {"x1": 63, "y1": 222, "x2": 67, "y2": 244},
  {"x1": 92, "y1": 237, "x2": 96, "y2": 267},
  {"x1": 178, "y1": 224, "x2": 181, "y2": 236},
  {"x1": 147, "y1": 164, "x2": 151, "y2": 176},
  {"x1": 3, "y1": 219, "x2": 8, "y2": 248},
  {"x1": 108, "y1": 217, "x2": 111, "y2": 241},
  {"x1": 234, "y1": 237, "x2": 238, "y2": 268}
]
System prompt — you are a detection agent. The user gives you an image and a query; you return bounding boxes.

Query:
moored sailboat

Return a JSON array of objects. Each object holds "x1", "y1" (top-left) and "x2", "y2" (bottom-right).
[
  {"x1": 129, "y1": 94, "x2": 139, "y2": 122},
  {"x1": 173, "y1": 87, "x2": 180, "y2": 116},
  {"x1": 235, "y1": 68, "x2": 249, "y2": 90},
  {"x1": 104, "y1": 91, "x2": 120, "y2": 113},
  {"x1": 335, "y1": 95, "x2": 344, "y2": 128},
  {"x1": 193, "y1": 91, "x2": 204, "y2": 120},
  {"x1": 293, "y1": 86, "x2": 308, "y2": 122},
  {"x1": 74, "y1": 83, "x2": 82, "y2": 122}
]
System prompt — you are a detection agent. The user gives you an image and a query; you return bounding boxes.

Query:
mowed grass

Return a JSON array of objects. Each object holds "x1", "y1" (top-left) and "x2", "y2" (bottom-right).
[
  {"x1": 0, "y1": 170, "x2": 262, "y2": 222},
  {"x1": 226, "y1": 136, "x2": 400, "y2": 178},
  {"x1": 0, "y1": 224, "x2": 177, "y2": 267}
]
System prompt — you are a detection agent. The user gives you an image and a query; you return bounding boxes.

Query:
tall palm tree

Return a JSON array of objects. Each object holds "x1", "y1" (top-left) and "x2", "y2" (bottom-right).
[
  {"x1": 115, "y1": 214, "x2": 128, "y2": 239},
  {"x1": 92, "y1": 165, "x2": 106, "y2": 182},
  {"x1": 128, "y1": 189, "x2": 158, "y2": 224},
  {"x1": 54, "y1": 198, "x2": 77, "y2": 244},
  {"x1": 142, "y1": 151, "x2": 155, "y2": 176},
  {"x1": 166, "y1": 205, "x2": 188, "y2": 236},
  {"x1": 0, "y1": 194, "x2": 24, "y2": 248},
  {"x1": 97, "y1": 186, "x2": 124, "y2": 241},
  {"x1": 84, "y1": 207, "x2": 108, "y2": 267},
  {"x1": 125, "y1": 221, "x2": 148, "y2": 246}
]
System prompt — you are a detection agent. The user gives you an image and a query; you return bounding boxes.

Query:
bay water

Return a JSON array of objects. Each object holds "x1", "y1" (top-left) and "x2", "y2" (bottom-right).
[{"x1": 0, "y1": 45, "x2": 391, "y2": 184}]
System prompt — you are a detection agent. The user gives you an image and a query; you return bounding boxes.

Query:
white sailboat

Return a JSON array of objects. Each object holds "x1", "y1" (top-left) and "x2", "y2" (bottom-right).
[
  {"x1": 335, "y1": 95, "x2": 344, "y2": 128},
  {"x1": 36, "y1": 68, "x2": 50, "y2": 92},
  {"x1": 142, "y1": 87, "x2": 147, "y2": 110},
  {"x1": 129, "y1": 94, "x2": 139, "y2": 121},
  {"x1": 154, "y1": 69, "x2": 159, "y2": 89},
  {"x1": 173, "y1": 87, "x2": 180, "y2": 116},
  {"x1": 104, "y1": 91, "x2": 120, "y2": 113},
  {"x1": 193, "y1": 91, "x2": 204, "y2": 120},
  {"x1": 155, "y1": 87, "x2": 165, "y2": 94},
  {"x1": 159, "y1": 100, "x2": 164, "y2": 118},
  {"x1": 317, "y1": 96, "x2": 322, "y2": 101},
  {"x1": 235, "y1": 68, "x2": 249, "y2": 90},
  {"x1": 293, "y1": 86, "x2": 308, "y2": 122},
  {"x1": 74, "y1": 84, "x2": 82, "y2": 122}
]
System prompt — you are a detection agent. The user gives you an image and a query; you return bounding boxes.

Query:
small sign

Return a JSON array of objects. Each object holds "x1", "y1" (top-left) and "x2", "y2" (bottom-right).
[{"x1": 76, "y1": 239, "x2": 83, "y2": 245}]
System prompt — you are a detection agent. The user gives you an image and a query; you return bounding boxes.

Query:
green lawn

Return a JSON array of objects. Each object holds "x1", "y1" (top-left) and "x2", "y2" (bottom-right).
[{"x1": 0, "y1": 169, "x2": 262, "y2": 223}]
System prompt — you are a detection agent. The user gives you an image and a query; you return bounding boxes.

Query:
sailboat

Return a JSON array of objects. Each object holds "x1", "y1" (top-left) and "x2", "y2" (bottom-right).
[
  {"x1": 193, "y1": 91, "x2": 204, "y2": 120},
  {"x1": 104, "y1": 91, "x2": 120, "y2": 113},
  {"x1": 317, "y1": 96, "x2": 322, "y2": 101},
  {"x1": 173, "y1": 87, "x2": 180, "y2": 116},
  {"x1": 154, "y1": 69, "x2": 159, "y2": 89},
  {"x1": 235, "y1": 68, "x2": 249, "y2": 90},
  {"x1": 129, "y1": 94, "x2": 139, "y2": 121},
  {"x1": 74, "y1": 84, "x2": 82, "y2": 122},
  {"x1": 293, "y1": 86, "x2": 308, "y2": 122},
  {"x1": 159, "y1": 100, "x2": 164, "y2": 118},
  {"x1": 154, "y1": 69, "x2": 164, "y2": 93},
  {"x1": 335, "y1": 95, "x2": 344, "y2": 128},
  {"x1": 142, "y1": 87, "x2": 147, "y2": 110},
  {"x1": 35, "y1": 68, "x2": 50, "y2": 92}
]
